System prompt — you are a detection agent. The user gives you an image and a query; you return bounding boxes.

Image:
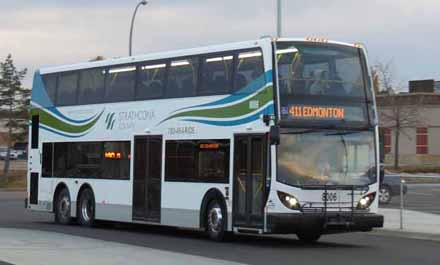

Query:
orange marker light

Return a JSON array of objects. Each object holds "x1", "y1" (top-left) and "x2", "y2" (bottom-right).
[{"x1": 305, "y1": 37, "x2": 329, "y2": 43}]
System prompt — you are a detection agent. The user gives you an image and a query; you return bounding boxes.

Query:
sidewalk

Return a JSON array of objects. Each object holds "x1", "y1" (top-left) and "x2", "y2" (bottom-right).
[
  {"x1": 377, "y1": 208, "x2": 440, "y2": 241},
  {"x1": 0, "y1": 228, "x2": 244, "y2": 265}
]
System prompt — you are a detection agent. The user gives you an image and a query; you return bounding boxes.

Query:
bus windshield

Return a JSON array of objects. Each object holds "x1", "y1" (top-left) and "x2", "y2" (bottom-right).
[
  {"x1": 277, "y1": 130, "x2": 376, "y2": 187},
  {"x1": 276, "y1": 41, "x2": 372, "y2": 125}
]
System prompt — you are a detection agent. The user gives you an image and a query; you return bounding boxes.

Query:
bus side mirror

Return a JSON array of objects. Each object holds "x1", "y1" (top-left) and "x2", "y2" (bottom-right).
[{"x1": 269, "y1": 126, "x2": 280, "y2": 145}]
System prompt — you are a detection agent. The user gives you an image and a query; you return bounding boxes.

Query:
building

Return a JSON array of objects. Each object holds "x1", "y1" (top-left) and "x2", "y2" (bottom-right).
[{"x1": 377, "y1": 79, "x2": 440, "y2": 170}]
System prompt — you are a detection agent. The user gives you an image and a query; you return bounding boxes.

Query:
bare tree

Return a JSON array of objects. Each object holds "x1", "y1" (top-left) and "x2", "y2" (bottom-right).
[
  {"x1": 374, "y1": 61, "x2": 425, "y2": 169},
  {"x1": 371, "y1": 61, "x2": 396, "y2": 94},
  {"x1": 379, "y1": 95, "x2": 425, "y2": 169}
]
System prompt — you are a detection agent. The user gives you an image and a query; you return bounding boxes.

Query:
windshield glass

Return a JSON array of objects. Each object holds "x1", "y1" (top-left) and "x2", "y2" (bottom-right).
[
  {"x1": 276, "y1": 41, "x2": 372, "y2": 125},
  {"x1": 277, "y1": 130, "x2": 376, "y2": 187}
]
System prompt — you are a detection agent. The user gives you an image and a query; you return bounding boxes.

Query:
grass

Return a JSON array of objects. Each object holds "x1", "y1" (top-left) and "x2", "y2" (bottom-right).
[
  {"x1": 386, "y1": 166, "x2": 440, "y2": 174},
  {"x1": 0, "y1": 170, "x2": 27, "y2": 190}
]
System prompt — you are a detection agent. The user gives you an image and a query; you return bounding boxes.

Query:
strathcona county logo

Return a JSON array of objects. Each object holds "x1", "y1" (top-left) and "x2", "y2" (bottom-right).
[{"x1": 105, "y1": 112, "x2": 116, "y2": 130}]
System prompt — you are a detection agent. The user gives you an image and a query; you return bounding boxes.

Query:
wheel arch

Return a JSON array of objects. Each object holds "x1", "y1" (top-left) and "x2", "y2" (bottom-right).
[
  {"x1": 199, "y1": 188, "x2": 228, "y2": 230},
  {"x1": 53, "y1": 182, "x2": 69, "y2": 212},
  {"x1": 76, "y1": 183, "x2": 95, "y2": 204}
]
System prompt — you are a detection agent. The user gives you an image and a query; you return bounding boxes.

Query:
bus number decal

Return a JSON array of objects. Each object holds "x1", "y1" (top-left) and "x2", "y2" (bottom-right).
[{"x1": 322, "y1": 192, "x2": 337, "y2": 202}]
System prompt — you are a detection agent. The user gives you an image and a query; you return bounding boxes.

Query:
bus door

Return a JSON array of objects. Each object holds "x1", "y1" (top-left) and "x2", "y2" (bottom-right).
[
  {"x1": 233, "y1": 134, "x2": 267, "y2": 228},
  {"x1": 132, "y1": 136, "x2": 162, "y2": 222}
]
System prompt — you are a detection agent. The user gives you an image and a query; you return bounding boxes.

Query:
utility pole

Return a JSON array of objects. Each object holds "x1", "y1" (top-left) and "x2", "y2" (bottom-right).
[{"x1": 277, "y1": 0, "x2": 282, "y2": 38}]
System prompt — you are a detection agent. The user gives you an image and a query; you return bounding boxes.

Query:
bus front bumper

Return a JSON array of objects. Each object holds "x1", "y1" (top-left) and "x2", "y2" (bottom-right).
[{"x1": 267, "y1": 212, "x2": 384, "y2": 234}]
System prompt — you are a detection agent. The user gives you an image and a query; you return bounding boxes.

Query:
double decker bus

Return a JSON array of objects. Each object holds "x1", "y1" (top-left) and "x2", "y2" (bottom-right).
[{"x1": 27, "y1": 37, "x2": 383, "y2": 242}]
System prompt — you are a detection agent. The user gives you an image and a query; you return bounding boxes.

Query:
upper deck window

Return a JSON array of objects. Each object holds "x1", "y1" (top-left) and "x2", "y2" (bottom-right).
[
  {"x1": 42, "y1": 74, "x2": 57, "y2": 104},
  {"x1": 105, "y1": 66, "x2": 136, "y2": 102},
  {"x1": 167, "y1": 57, "x2": 199, "y2": 98},
  {"x1": 136, "y1": 62, "x2": 166, "y2": 100},
  {"x1": 200, "y1": 54, "x2": 233, "y2": 95},
  {"x1": 37, "y1": 47, "x2": 266, "y2": 106},
  {"x1": 57, "y1": 72, "x2": 78, "y2": 106},
  {"x1": 234, "y1": 51, "x2": 264, "y2": 91},
  {"x1": 276, "y1": 41, "x2": 372, "y2": 126},
  {"x1": 79, "y1": 68, "x2": 105, "y2": 104}
]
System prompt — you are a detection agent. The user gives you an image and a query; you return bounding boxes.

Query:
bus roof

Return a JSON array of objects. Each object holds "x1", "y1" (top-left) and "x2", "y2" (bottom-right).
[{"x1": 38, "y1": 37, "x2": 359, "y2": 75}]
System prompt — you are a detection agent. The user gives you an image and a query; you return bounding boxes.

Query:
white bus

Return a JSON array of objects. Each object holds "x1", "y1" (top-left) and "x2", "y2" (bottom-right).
[{"x1": 27, "y1": 37, "x2": 383, "y2": 242}]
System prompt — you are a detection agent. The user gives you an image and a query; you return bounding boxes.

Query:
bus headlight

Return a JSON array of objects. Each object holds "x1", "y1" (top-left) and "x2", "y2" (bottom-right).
[
  {"x1": 356, "y1": 192, "x2": 376, "y2": 210},
  {"x1": 277, "y1": 191, "x2": 301, "y2": 210}
]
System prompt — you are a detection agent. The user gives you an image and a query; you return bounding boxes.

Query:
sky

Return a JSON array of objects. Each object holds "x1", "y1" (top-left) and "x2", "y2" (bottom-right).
[{"x1": 1, "y1": 0, "x2": 439, "y2": 90}]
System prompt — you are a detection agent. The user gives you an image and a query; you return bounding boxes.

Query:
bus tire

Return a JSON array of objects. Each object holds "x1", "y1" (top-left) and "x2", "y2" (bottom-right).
[
  {"x1": 296, "y1": 231, "x2": 321, "y2": 244},
  {"x1": 77, "y1": 188, "x2": 95, "y2": 227},
  {"x1": 206, "y1": 200, "x2": 226, "y2": 241},
  {"x1": 54, "y1": 188, "x2": 72, "y2": 225}
]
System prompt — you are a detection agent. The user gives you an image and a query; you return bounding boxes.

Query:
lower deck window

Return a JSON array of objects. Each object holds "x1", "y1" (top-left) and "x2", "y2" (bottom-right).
[
  {"x1": 165, "y1": 139, "x2": 230, "y2": 183},
  {"x1": 42, "y1": 141, "x2": 130, "y2": 179}
]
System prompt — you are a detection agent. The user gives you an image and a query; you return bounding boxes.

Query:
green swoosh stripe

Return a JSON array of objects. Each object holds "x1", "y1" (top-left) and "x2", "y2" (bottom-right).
[
  {"x1": 31, "y1": 108, "x2": 103, "y2": 134},
  {"x1": 168, "y1": 85, "x2": 273, "y2": 120}
]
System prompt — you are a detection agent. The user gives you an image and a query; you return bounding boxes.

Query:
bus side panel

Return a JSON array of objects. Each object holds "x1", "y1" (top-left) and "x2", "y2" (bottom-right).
[{"x1": 161, "y1": 182, "x2": 229, "y2": 228}]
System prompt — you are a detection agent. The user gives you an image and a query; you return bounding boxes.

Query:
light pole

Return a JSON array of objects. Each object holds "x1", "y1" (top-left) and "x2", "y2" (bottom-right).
[
  {"x1": 277, "y1": 0, "x2": 282, "y2": 38},
  {"x1": 129, "y1": 0, "x2": 148, "y2": 56}
]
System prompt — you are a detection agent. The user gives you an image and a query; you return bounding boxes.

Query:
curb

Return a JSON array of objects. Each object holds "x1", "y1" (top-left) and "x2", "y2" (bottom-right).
[{"x1": 370, "y1": 229, "x2": 440, "y2": 243}]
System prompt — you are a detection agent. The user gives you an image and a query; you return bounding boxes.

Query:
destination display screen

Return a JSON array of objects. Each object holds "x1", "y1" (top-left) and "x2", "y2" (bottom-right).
[{"x1": 280, "y1": 104, "x2": 365, "y2": 123}]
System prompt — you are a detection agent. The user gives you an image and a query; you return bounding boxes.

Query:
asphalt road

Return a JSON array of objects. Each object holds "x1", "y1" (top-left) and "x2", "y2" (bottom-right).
[
  {"x1": 381, "y1": 184, "x2": 440, "y2": 215},
  {"x1": 1, "y1": 192, "x2": 440, "y2": 265}
]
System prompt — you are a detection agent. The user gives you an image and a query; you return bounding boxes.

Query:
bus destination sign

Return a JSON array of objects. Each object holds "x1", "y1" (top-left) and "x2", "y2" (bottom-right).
[{"x1": 283, "y1": 105, "x2": 345, "y2": 120}]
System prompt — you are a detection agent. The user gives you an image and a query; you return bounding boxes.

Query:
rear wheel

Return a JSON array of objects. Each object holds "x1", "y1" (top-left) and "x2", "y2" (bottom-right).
[
  {"x1": 297, "y1": 231, "x2": 321, "y2": 244},
  {"x1": 379, "y1": 186, "x2": 392, "y2": 204},
  {"x1": 77, "y1": 188, "x2": 95, "y2": 227},
  {"x1": 54, "y1": 188, "x2": 72, "y2": 225},
  {"x1": 206, "y1": 200, "x2": 226, "y2": 241}
]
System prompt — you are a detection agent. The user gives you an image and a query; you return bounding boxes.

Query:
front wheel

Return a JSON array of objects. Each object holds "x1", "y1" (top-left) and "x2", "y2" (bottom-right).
[
  {"x1": 54, "y1": 188, "x2": 72, "y2": 225},
  {"x1": 297, "y1": 231, "x2": 321, "y2": 244},
  {"x1": 379, "y1": 186, "x2": 392, "y2": 204},
  {"x1": 206, "y1": 200, "x2": 226, "y2": 241},
  {"x1": 77, "y1": 188, "x2": 95, "y2": 227}
]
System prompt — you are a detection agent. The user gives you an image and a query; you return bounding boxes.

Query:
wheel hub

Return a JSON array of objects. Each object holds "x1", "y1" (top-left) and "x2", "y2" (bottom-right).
[
  {"x1": 60, "y1": 197, "x2": 70, "y2": 217},
  {"x1": 81, "y1": 198, "x2": 93, "y2": 222},
  {"x1": 208, "y1": 205, "x2": 223, "y2": 233}
]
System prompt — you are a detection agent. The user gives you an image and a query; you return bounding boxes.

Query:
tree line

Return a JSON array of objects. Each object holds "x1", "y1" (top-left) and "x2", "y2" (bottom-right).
[{"x1": 0, "y1": 54, "x2": 29, "y2": 180}]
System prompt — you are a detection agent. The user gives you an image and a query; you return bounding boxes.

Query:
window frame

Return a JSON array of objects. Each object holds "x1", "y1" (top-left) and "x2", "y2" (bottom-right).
[
  {"x1": 78, "y1": 67, "x2": 106, "y2": 105},
  {"x1": 40, "y1": 47, "x2": 266, "y2": 106},
  {"x1": 104, "y1": 64, "x2": 137, "y2": 103},
  {"x1": 384, "y1": 128, "x2": 392, "y2": 154},
  {"x1": 198, "y1": 51, "x2": 235, "y2": 96},
  {"x1": 165, "y1": 139, "x2": 230, "y2": 183},
  {"x1": 135, "y1": 59, "x2": 169, "y2": 101},
  {"x1": 416, "y1": 127, "x2": 428, "y2": 155},
  {"x1": 43, "y1": 141, "x2": 131, "y2": 180},
  {"x1": 165, "y1": 56, "x2": 200, "y2": 99},
  {"x1": 56, "y1": 71, "x2": 79, "y2": 106}
]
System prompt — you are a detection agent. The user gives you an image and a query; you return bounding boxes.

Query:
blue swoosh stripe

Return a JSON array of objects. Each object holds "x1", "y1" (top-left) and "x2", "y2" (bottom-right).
[
  {"x1": 182, "y1": 103, "x2": 274, "y2": 126},
  {"x1": 174, "y1": 70, "x2": 272, "y2": 113},
  {"x1": 46, "y1": 107, "x2": 97, "y2": 124},
  {"x1": 39, "y1": 124, "x2": 90, "y2": 138}
]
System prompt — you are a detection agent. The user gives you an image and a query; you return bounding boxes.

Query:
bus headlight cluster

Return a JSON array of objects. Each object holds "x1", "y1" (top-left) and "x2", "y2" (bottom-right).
[
  {"x1": 277, "y1": 191, "x2": 301, "y2": 210},
  {"x1": 356, "y1": 192, "x2": 376, "y2": 210}
]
